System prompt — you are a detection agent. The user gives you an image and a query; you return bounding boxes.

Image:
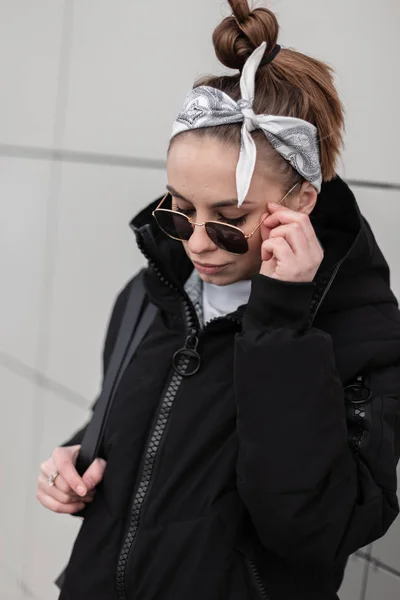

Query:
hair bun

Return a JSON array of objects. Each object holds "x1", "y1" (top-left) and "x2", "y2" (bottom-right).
[{"x1": 213, "y1": 1, "x2": 279, "y2": 70}]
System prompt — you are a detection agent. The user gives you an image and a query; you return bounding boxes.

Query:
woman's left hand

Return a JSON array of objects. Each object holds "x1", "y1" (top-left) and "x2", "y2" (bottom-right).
[{"x1": 259, "y1": 202, "x2": 324, "y2": 282}]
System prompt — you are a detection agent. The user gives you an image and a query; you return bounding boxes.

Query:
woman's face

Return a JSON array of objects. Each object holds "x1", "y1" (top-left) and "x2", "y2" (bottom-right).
[{"x1": 166, "y1": 135, "x2": 313, "y2": 286}]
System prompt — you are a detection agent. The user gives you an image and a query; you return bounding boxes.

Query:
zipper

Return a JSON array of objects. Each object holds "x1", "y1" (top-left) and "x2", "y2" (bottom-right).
[
  {"x1": 115, "y1": 229, "x2": 248, "y2": 597},
  {"x1": 247, "y1": 559, "x2": 270, "y2": 600},
  {"x1": 344, "y1": 374, "x2": 372, "y2": 454},
  {"x1": 116, "y1": 352, "x2": 192, "y2": 599},
  {"x1": 134, "y1": 228, "x2": 200, "y2": 332},
  {"x1": 205, "y1": 314, "x2": 241, "y2": 327},
  {"x1": 116, "y1": 234, "x2": 199, "y2": 600}
]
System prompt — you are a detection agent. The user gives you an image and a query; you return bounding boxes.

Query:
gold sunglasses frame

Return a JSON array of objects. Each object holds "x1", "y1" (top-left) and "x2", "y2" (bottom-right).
[{"x1": 152, "y1": 182, "x2": 299, "y2": 254}]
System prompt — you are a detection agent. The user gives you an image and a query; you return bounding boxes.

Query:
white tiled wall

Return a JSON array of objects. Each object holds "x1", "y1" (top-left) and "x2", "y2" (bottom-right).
[
  {"x1": 0, "y1": 0, "x2": 65, "y2": 147},
  {"x1": 365, "y1": 568, "x2": 400, "y2": 600},
  {"x1": 0, "y1": 369, "x2": 36, "y2": 584},
  {"x1": 62, "y1": 0, "x2": 224, "y2": 157},
  {"x1": 338, "y1": 554, "x2": 366, "y2": 600},
  {"x1": 372, "y1": 516, "x2": 400, "y2": 576},
  {"x1": 0, "y1": 157, "x2": 51, "y2": 369},
  {"x1": 1, "y1": 1, "x2": 399, "y2": 599},
  {"x1": 355, "y1": 188, "x2": 400, "y2": 299}
]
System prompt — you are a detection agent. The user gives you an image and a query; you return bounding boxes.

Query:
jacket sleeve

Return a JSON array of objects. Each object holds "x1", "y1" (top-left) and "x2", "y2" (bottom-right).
[
  {"x1": 235, "y1": 273, "x2": 400, "y2": 566},
  {"x1": 61, "y1": 279, "x2": 133, "y2": 447}
]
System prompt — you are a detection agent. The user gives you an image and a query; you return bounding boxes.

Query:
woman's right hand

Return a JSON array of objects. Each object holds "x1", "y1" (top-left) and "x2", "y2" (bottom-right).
[{"x1": 36, "y1": 445, "x2": 107, "y2": 514}]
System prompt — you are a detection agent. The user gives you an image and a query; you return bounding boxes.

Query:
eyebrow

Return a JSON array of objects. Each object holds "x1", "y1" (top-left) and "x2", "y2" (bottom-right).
[{"x1": 166, "y1": 185, "x2": 253, "y2": 208}]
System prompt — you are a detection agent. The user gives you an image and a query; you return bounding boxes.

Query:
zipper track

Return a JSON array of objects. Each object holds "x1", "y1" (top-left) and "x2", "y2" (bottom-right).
[
  {"x1": 116, "y1": 234, "x2": 198, "y2": 599},
  {"x1": 248, "y1": 559, "x2": 270, "y2": 600},
  {"x1": 203, "y1": 313, "x2": 241, "y2": 331},
  {"x1": 134, "y1": 229, "x2": 199, "y2": 332},
  {"x1": 116, "y1": 353, "x2": 190, "y2": 599}
]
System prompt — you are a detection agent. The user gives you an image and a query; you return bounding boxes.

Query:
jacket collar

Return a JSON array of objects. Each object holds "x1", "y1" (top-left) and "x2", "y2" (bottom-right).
[{"x1": 129, "y1": 176, "x2": 396, "y2": 321}]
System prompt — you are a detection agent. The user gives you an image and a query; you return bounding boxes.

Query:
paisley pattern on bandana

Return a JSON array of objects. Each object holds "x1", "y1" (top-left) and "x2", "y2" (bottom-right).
[
  {"x1": 171, "y1": 42, "x2": 322, "y2": 205},
  {"x1": 175, "y1": 87, "x2": 243, "y2": 129},
  {"x1": 263, "y1": 125, "x2": 321, "y2": 186}
]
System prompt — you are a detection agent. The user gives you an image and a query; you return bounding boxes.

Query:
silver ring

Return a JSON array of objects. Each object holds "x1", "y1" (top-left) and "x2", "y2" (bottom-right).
[{"x1": 48, "y1": 471, "x2": 60, "y2": 487}]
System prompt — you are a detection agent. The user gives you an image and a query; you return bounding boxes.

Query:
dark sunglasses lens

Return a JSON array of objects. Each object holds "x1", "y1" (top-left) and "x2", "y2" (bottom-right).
[
  {"x1": 154, "y1": 210, "x2": 192, "y2": 241},
  {"x1": 205, "y1": 222, "x2": 248, "y2": 254}
]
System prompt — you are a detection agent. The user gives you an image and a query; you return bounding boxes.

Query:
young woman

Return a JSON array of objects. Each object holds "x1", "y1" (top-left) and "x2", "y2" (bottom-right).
[{"x1": 37, "y1": 2, "x2": 400, "y2": 599}]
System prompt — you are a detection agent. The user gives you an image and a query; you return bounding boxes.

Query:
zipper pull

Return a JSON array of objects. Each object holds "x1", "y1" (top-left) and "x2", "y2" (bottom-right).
[
  {"x1": 344, "y1": 375, "x2": 372, "y2": 405},
  {"x1": 173, "y1": 331, "x2": 201, "y2": 376}
]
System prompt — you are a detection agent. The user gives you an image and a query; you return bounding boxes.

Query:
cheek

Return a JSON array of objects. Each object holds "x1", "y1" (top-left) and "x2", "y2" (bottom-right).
[
  {"x1": 232, "y1": 231, "x2": 263, "y2": 276},
  {"x1": 247, "y1": 228, "x2": 263, "y2": 254},
  {"x1": 245, "y1": 229, "x2": 263, "y2": 263}
]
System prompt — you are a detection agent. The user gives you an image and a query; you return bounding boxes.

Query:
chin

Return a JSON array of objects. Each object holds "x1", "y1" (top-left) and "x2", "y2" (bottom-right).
[{"x1": 197, "y1": 270, "x2": 241, "y2": 286}]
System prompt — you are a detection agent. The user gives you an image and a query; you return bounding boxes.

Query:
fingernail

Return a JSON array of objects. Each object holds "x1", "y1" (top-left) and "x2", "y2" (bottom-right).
[{"x1": 77, "y1": 485, "x2": 87, "y2": 496}]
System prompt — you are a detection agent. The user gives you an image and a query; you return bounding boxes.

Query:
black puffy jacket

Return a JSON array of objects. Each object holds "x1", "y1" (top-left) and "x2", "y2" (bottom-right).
[{"x1": 60, "y1": 177, "x2": 400, "y2": 600}]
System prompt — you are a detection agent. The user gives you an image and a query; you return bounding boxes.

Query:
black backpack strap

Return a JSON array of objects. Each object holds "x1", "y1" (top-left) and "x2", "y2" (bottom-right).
[{"x1": 75, "y1": 269, "x2": 157, "y2": 476}]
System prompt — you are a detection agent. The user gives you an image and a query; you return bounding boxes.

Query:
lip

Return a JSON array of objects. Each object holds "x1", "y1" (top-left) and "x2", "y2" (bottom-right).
[{"x1": 192, "y1": 261, "x2": 229, "y2": 275}]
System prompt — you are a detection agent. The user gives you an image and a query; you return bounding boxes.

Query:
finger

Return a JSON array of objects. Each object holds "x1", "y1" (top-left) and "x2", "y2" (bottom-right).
[
  {"x1": 41, "y1": 459, "x2": 77, "y2": 496},
  {"x1": 38, "y1": 474, "x2": 76, "y2": 504},
  {"x1": 265, "y1": 209, "x2": 315, "y2": 244},
  {"x1": 42, "y1": 469, "x2": 75, "y2": 496},
  {"x1": 82, "y1": 458, "x2": 107, "y2": 491},
  {"x1": 42, "y1": 445, "x2": 81, "y2": 477},
  {"x1": 38, "y1": 474, "x2": 95, "y2": 504},
  {"x1": 36, "y1": 488, "x2": 86, "y2": 515},
  {"x1": 52, "y1": 447, "x2": 87, "y2": 497},
  {"x1": 261, "y1": 237, "x2": 293, "y2": 264},
  {"x1": 41, "y1": 461, "x2": 96, "y2": 498},
  {"x1": 40, "y1": 458, "x2": 55, "y2": 478},
  {"x1": 264, "y1": 206, "x2": 315, "y2": 243},
  {"x1": 269, "y1": 223, "x2": 309, "y2": 254}
]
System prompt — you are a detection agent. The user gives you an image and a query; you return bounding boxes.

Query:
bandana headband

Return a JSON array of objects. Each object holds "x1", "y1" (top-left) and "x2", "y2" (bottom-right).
[{"x1": 171, "y1": 42, "x2": 322, "y2": 206}]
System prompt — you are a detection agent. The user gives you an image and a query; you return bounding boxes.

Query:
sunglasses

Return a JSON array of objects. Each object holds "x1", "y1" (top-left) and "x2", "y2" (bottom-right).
[{"x1": 152, "y1": 183, "x2": 299, "y2": 255}]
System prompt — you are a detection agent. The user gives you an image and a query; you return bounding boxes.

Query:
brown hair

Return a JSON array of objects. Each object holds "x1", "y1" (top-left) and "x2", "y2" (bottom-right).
[{"x1": 171, "y1": 0, "x2": 344, "y2": 191}]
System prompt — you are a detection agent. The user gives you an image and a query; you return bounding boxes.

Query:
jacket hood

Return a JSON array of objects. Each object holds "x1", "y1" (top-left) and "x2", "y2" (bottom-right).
[{"x1": 130, "y1": 176, "x2": 397, "y2": 319}]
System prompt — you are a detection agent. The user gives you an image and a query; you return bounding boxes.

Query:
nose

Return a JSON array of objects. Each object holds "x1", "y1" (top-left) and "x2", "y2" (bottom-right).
[{"x1": 187, "y1": 223, "x2": 218, "y2": 255}]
